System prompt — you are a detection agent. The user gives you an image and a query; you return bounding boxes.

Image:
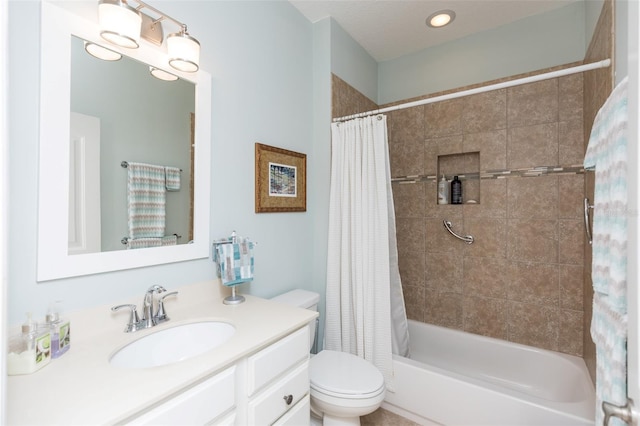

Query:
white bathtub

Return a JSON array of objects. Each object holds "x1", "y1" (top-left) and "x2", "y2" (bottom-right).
[{"x1": 383, "y1": 320, "x2": 595, "y2": 425}]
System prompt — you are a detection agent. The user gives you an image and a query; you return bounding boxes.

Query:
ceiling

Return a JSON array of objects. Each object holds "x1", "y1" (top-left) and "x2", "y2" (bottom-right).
[{"x1": 289, "y1": 0, "x2": 582, "y2": 62}]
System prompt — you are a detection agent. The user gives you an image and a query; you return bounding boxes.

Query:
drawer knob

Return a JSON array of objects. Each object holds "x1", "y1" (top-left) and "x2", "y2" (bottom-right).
[{"x1": 283, "y1": 394, "x2": 293, "y2": 405}]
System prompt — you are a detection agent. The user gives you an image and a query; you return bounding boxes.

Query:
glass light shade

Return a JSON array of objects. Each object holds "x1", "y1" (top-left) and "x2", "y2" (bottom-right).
[
  {"x1": 98, "y1": 0, "x2": 142, "y2": 49},
  {"x1": 149, "y1": 67, "x2": 178, "y2": 81},
  {"x1": 84, "y1": 42, "x2": 122, "y2": 61},
  {"x1": 167, "y1": 32, "x2": 200, "y2": 72},
  {"x1": 426, "y1": 10, "x2": 456, "y2": 28}
]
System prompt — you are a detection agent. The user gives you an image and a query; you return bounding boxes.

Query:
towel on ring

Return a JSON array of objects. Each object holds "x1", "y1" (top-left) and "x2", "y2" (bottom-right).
[
  {"x1": 213, "y1": 239, "x2": 254, "y2": 286},
  {"x1": 127, "y1": 237, "x2": 162, "y2": 249},
  {"x1": 165, "y1": 166, "x2": 181, "y2": 191},
  {"x1": 127, "y1": 162, "x2": 166, "y2": 239},
  {"x1": 583, "y1": 76, "x2": 628, "y2": 426}
]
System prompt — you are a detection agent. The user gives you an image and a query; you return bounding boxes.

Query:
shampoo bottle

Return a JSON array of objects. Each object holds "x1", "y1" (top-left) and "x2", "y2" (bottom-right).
[
  {"x1": 451, "y1": 175, "x2": 463, "y2": 204},
  {"x1": 437, "y1": 174, "x2": 449, "y2": 204},
  {"x1": 46, "y1": 301, "x2": 71, "y2": 358}
]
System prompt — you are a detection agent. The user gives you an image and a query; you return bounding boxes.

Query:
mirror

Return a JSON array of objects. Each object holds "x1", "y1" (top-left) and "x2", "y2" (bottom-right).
[
  {"x1": 37, "y1": 2, "x2": 212, "y2": 281},
  {"x1": 69, "y1": 36, "x2": 195, "y2": 254}
]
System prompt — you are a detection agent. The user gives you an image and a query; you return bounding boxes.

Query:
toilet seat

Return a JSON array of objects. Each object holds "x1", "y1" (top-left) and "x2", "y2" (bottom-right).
[{"x1": 310, "y1": 350, "x2": 385, "y2": 399}]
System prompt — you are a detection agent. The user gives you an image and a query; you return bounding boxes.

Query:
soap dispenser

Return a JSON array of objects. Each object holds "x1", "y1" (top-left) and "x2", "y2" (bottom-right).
[
  {"x1": 7, "y1": 313, "x2": 51, "y2": 375},
  {"x1": 46, "y1": 301, "x2": 71, "y2": 358},
  {"x1": 437, "y1": 174, "x2": 449, "y2": 204}
]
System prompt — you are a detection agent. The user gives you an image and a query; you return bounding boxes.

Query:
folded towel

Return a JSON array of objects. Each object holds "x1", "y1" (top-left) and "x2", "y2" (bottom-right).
[
  {"x1": 128, "y1": 162, "x2": 166, "y2": 239},
  {"x1": 165, "y1": 166, "x2": 181, "y2": 191},
  {"x1": 127, "y1": 237, "x2": 162, "y2": 250},
  {"x1": 213, "y1": 240, "x2": 254, "y2": 286}
]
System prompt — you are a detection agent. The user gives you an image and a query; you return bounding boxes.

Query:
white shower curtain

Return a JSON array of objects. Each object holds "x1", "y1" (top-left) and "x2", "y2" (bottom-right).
[{"x1": 325, "y1": 115, "x2": 410, "y2": 391}]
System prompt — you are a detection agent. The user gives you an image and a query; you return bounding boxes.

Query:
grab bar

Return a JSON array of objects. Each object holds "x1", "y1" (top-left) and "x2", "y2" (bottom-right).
[
  {"x1": 584, "y1": 197, "x2": 594, "y2": 245},
  {"x1": 443, "y1": 220, "x2": 474, "y2": 244}
]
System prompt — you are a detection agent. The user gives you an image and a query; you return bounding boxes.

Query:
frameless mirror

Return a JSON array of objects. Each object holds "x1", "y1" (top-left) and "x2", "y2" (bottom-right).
[
  {"x1": 37, "y1": 2, "x2": 212, "y2": 281},
  {"x1": 69, "y1": 36, "x2": 195, "y2": 254}
]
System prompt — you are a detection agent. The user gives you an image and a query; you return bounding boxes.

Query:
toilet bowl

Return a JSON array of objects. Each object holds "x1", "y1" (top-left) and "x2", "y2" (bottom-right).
[{"x1": 270, "y1": 290, "x2": 386, "y2": 426}]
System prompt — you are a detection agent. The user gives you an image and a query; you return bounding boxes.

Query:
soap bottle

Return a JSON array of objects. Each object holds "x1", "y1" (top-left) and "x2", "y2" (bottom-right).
[
  {"x1": 7, "y1": 313, "x2": 51, "y2": 375},
  {"x1": 46, "y1": 301, "x2": 71, "y2": 358},
  {"x1": 451, "y1": 175, "x2": 463, "y2": 204},
  {"x1": 437, "y1": 174, "x2": 449, "y2": 204}
]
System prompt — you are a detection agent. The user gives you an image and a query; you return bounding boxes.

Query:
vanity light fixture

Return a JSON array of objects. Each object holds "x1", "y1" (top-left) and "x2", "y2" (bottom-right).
[
  {"x1": 97, "y1": 0, "x2": 201, "y2": 72},
  {"x1": 98, "y1": 0, "x2": 142, "y2": 48},
  {"x1": 84, "y1": 41, "x2": 122, "y2": 61},
  {"x1": 149, "y1": 66, "x2": 178, "y2": 81},
  {"x1": 426, "y1": 9, "x2": 456, "y2": 28}
]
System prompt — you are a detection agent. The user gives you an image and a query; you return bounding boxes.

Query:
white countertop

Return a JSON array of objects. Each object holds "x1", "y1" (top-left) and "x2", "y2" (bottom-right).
[{"x1": 6, "y1": 281, "x2": 317, "y2": 425}]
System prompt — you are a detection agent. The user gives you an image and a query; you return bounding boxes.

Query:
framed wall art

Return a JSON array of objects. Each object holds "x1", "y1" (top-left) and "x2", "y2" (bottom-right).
[{"x1": 255, "y1": 143, "x2": 307, "y2": 213}]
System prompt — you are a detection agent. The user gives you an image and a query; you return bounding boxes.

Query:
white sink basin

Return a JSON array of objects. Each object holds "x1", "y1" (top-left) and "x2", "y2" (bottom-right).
[{"x1": 110, "y1": 321, "x2": 236, "y2": 369}]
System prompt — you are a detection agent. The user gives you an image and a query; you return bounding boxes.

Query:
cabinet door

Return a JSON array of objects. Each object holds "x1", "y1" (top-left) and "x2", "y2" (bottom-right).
[{"x1": 129, "y1": 367, "x2": 235, "y2": 425}]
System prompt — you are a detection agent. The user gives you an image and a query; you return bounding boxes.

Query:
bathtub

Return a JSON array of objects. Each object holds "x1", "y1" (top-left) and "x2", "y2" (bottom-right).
[{"x1": 383, "y1": 320, "x2": 595, "y2": 425}]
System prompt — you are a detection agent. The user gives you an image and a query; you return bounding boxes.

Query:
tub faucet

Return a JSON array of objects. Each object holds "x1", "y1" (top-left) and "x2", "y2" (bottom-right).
[{"x1": 141, "y1": 285, "x2": 166, "y2": 328}]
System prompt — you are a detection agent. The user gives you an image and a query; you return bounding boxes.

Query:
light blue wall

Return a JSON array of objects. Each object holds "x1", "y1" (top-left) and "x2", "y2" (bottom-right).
[
  {"x1": 7, "y1": 0, "x2": 316, "y2": 325},
  {"x1": 378, "y1": 2, "x2": 587, "y2": 104},
  {"x1": 329, "y1": 19, "x2": 378, "y2": 103}
]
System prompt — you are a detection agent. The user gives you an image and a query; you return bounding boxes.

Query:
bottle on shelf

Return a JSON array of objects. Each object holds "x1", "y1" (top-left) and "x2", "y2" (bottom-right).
[{"x1": 451, "y1": 176, "x2": 463, "y2": 204}]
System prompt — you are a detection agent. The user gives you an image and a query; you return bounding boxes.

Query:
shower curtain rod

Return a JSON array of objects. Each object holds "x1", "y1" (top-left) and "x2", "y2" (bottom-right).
[{"x1": 333, "y1": 59, "x2": 611, "y2": 122}]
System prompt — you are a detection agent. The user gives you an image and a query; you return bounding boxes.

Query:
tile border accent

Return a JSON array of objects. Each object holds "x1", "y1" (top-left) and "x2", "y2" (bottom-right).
[{"x1": 392, "y1": 164, "x2": 586, "y2": 183}]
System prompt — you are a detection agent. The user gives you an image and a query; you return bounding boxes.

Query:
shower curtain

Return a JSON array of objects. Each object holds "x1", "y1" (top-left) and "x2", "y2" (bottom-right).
[{"x1": 325, "y1": 115, "x2": 410, "y2": 391}]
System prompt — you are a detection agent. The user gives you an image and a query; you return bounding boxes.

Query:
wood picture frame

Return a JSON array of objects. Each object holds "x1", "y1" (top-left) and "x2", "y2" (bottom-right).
[{"x1": 255, "y1": 143, "x2": 307, "y2": 213}]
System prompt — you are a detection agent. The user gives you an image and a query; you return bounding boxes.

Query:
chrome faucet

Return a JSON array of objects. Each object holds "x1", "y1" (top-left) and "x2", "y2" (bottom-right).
[
  {"x1": 141, "y1": 285, "x2": 166, "y2": 328},
  {"x1": 111, "y1": 285, "x2": 179, "y2": 333}
]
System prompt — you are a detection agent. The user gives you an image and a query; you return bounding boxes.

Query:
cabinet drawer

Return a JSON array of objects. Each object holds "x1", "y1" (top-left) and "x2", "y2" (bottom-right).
[
  {"x1": 130, "y1": 366, "x2": 235, "y2": 425},
  {"x1": 248, "y1": 361, "x2": 309, "y2": 425},
  {"x1": 248, "y1": 327, "x2": 308, "y2": 395},
  {"x1": 274, "y1": 394, "x2": 310, "y2": 426}
]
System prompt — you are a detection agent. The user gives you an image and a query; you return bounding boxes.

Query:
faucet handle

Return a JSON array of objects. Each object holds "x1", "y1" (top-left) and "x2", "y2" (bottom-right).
[
  {"x1": 111, "y1": 304, "x2": 142, "y2": 333},
  {"x1": 147, "y1": 284, "x2": 166, "y2": 294},
  {"x1": 155, "y1": 291, "x2": 178, "y2": 324}
]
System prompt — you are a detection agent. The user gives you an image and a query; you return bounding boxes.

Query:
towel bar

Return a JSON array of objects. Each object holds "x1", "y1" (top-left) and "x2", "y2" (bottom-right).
[{"x1": 121, "y1": 234, "x2": 182, "y2": 245}]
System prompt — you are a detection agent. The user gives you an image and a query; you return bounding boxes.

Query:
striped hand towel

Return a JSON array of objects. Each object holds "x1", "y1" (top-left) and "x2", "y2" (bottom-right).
[
  {"x1": 127, "y1": 237, "x2": 162, "y2": 250},
  {"x1": 583, "y1": 76, "x2": 628, "y2": 426},
  {"x1": 127, "y1": 162, "x2": 166, "y2": 239},
  {"x1": 165, "y1": 166, "x2": 181, "y2": 191},
  {"x1": 213, "y1": 240, "x2": 254, "y2": 286}
]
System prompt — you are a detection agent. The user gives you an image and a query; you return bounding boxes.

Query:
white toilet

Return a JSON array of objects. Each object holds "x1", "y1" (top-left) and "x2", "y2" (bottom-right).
[{"x1": 271, "y1": 290, "x2": 386, "y2": 426}]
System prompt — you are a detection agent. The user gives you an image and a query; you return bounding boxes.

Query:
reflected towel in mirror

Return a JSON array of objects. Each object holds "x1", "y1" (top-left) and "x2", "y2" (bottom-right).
[
  {"x1": 165, "y1": 166, "x2": 181, "y2": 191},
  {"x1": 127, "y1": 162, "x2": 166, "y2": 239}
]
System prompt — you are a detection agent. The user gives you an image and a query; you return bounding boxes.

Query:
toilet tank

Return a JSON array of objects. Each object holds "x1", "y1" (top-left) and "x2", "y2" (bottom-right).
[{"x1": 270, "y1": 289, "x2": 320, "y2": 352}]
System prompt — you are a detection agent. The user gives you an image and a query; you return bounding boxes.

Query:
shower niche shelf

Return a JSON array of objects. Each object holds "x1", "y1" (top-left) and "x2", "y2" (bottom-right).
[{"x1": 437, "y1": 152, "x2": 480, "y2": 205}]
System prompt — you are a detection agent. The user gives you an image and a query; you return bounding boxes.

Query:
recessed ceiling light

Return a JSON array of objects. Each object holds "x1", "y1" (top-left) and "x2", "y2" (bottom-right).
[{"x1": 426, "y1": 10, "x2": 456, "y2": 28}]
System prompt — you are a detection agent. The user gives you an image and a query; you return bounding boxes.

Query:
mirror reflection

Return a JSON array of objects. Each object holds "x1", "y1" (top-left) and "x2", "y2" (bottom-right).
[{"x1": 69, "y1": 36, "x2": 195, "y2": 254}]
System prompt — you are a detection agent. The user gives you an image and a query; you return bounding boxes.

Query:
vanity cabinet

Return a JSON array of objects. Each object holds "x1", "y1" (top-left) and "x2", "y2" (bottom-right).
[
  {"x1": 129, "y1": 366, "x2": 236, "y2": 425},
  {"x1": 127, "y1": 326, "x2": 310, "y2": 425}
]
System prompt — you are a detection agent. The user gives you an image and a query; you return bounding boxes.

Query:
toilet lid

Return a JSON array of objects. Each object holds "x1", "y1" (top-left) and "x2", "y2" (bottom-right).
[{"x1": 310, "y1": 350, "x2": 385, "y2": 397}]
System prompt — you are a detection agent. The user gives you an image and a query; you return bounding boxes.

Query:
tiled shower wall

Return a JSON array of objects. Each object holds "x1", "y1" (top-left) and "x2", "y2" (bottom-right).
[{"x1": 332, "y1": 69, "x2": 587, "y2": 356}]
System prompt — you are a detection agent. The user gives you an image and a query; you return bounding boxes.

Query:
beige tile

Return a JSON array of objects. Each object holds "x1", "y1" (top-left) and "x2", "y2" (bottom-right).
[
  {"x1": 507, "y1": 261, "x2": 559, "y2": 305},
  {"x1": 426, "y1": 199, "x2": 464, "y2": 220},
  {"x1": 559, "y1": 73, "x2": 584, "y2": 123},
  {"x1": 402, "y1": 284, "x2": 425, "y2": 311},
  {"x1": 396, "y1": 218, "x2": 426, "y2": 254},
  {"x1": 507, "y1": 176, "x2": 558, "y2": 219},
  {"x1": 425, "y1": 289, "x2": 463, "y2": 329},
  {"x1": 559, "y1": 220, "x2": 584, "y2": 265},
  {"x1": 507, "y1": 123, "x2": 559, "y2": 168},
  {"x1": 362, "y1": 408, "x2": 421, "y2": 426},
  {"x1": 463, "y1": 296, "x2": 508, "y2": 339},
  {"x1": 426, "y1": 136, "x2": 464, "y2": 175},
  {"x1": 558, "y1": 174, "x2": 585, "y2": 219},
  {"x1": 389, "y1": 108, "x2": 425, "y2": 177},
  {"x1": 559, "y1": 309, "x2": 583, "y2": 356},
  {"x1": 560, "y1": 264, "x2": 584, "y2": 311},
  {"x1": 463, "y1": 218, "x2": 507, "y2": 259},
  {"x1": 508, "y1": 301, "x2": 559, "y2": 351},
  {"x1": 398, "y1": 247, "x2": 425, "y2": 288},
  {"x1": 425, "y1": 98, "x2": 463, "y2": 138},
  {"x1": 507, "y1": 79, "x2": 558, "y2": 128},
  {"x1": 462, "y1": 89, "x2": 507, "y2": 133},
  {"x1": 463, "y1": 130, "x2": 507, "y2": 171},
  {"x1": 426, "y1": 251, "x2": 462, "y2": 293},
  {"x1": 405, "y1": 303, "x2": 425, "y2": 322},
  {"x1": 392, "y1": 181, "x2": 426, "y2": 219},
  {"x1": 507, "y1": 219, "x2": 558, "y2": 263},
  {"x1": 463, "y1": 179, "x2": 507, "y2": 218},
  {"x1": 559, "y1": 119, "x2": 585, "y2": 165},
  {"x1": 426, "y1": 218, "x2": 460, "y2": 254},
  {"x1": 463, "y1": 256, "x2": 508, "y2": 298}
]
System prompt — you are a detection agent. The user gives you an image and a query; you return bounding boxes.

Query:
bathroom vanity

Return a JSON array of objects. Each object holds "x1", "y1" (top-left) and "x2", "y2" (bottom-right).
[{"x1": 6, "y1": 281, "x2": 317, "y2": 425}]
